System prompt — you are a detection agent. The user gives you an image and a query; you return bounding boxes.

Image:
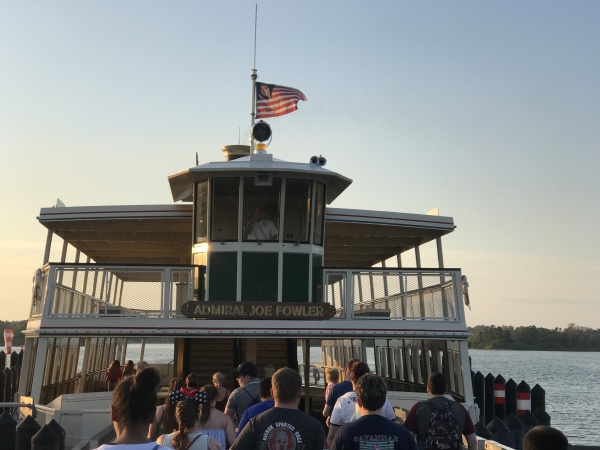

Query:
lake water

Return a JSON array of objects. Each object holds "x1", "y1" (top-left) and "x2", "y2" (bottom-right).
[
  {"x1": 469, "y1": 349, "x2": 599, "y2": 446},
  {"x1": 80, "y1": 344, "x2": 598, "y2": 446}
]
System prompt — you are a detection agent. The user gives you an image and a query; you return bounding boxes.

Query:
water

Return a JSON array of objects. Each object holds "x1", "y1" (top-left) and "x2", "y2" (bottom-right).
[{"x1": 469, "y1": 349, "x2": 599, "y2": 446}]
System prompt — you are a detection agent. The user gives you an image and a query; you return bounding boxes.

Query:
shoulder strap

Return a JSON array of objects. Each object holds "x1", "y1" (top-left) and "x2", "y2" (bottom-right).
[
  {"x1": 243, "y1": 387, "x2": 258, "y2": 400},
  {"x1": 184, "y1": 434, "x2": 203, "y2": 450},
  {"x1": 151, "y1": 445, "x2": 161, "y2": 450}
]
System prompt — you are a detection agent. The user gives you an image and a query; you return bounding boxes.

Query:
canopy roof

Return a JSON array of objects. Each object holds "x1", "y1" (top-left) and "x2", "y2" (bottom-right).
[{"x1": 38, "y1": 205, "x2": 454, "y2": 267}]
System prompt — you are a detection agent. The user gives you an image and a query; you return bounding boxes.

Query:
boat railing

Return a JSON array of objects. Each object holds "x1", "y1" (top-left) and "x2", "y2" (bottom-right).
[
  {"x1": 322, "y1": 268, "x2": 462, "y2": 321},
  {"x1": 36, "y1": 263, "x2": 195, "y2": 318},
  {"x1": 33, "y1": 264, "x2": 462, "y2": 322}
]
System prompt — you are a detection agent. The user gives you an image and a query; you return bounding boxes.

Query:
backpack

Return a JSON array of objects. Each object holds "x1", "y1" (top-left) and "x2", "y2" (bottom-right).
[
  {"x1": 243, "y1": 387, "x2": 260, "y2": 407},
  {"x1": 423, "y1": 400, "x2": 464, "y2": 450}
]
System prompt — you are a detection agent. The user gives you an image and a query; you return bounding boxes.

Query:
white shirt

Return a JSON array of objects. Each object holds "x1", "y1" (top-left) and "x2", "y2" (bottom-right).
[
  {"x1": 329, "y1": 391, "x2": 396, "y2": 426},
  {"x1": 95, "y1": 444, "x2": 167, "y2": 450},
  {"x1": 246, "y1": 219, "x2": 277, "y2": 240}
]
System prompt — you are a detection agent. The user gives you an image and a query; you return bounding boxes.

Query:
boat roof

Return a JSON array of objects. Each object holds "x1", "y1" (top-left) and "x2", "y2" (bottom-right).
[
  {"x1": 38, "y1": 204, "x2": 455, "y2": 267},
  {"x1": 168, "y1": 154, "x2": 353, "y2": 204}
]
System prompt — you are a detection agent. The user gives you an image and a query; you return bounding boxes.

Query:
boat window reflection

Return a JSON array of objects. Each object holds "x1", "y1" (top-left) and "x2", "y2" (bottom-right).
[
  {"x1": 211, "y1": 178, "x2": 239, "y2": 242},
  {"x1": 194, "y1": 180, "x2": 208, "y2": 243},
  {"x1": 283, "y1": 179, "x2": 311, "y2": 244}
]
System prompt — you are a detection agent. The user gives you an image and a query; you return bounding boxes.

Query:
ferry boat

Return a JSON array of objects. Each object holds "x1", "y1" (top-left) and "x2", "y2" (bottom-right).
[{"x1": 17, "y1": 122, "x2": 478, "y2": 448}]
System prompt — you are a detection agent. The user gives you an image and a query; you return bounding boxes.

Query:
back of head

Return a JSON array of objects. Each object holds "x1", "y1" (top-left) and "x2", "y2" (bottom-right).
[
  {"x1": 186, "y1": 372, "x2": 200, "y2": 388},
  {"x1": 212, "y1": 372, "x2": 225, "y2": 385},
  {"x1": 272, "y1": 368, "x2": 301, "y2": 403},
  {"x1": 136, "y1": 361, "x2": 149, "y2": 371},
  {"x1": 327, "y1": 368, "x2": 339, "y2": 383},
  {"x1": 350, "y1": 362, "x2": 370, "y2": 384},
  {"x1": 198, "y1": 384, "x2": 217, "y2": 425},
  {"x1": 259, "y1": 377, "x2": 273, "y2": 399},
  {"x1": 427, "y1": 371, "x2": 447, "y2": 395},
  {"x1": 346, "y1": 358, "x2": 359, "y2": 371},
  {"x1": 173, "y1": 398, "x2": 200, "y2": 450},
  {"x1": 355, "y1": 373, "x2": 387, "y2": 412},
  {"x1": 524, "y1": 426, "x2": 568, "y2": 450},
  {"x1": 112, "y1": 367, "x2": 160, "y2": 428}
]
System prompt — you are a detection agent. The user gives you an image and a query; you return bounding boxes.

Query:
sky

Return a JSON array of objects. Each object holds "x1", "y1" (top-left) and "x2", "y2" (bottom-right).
[{"x1": 1, "y1": 1, "x2": 599, "y2": 329}]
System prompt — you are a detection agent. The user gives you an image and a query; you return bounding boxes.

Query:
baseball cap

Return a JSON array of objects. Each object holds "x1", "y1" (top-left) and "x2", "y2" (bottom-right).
[{"x1": 232, "y1": 361, "x2": 258, "y2": 378}]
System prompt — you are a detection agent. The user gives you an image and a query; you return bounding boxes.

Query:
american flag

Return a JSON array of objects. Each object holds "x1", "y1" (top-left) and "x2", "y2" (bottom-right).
[{"x1": 255, "y1": 82, "x2": 307, "y2": 118}]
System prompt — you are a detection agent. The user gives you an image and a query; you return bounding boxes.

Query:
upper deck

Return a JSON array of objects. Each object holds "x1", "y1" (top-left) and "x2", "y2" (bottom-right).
[{"x1": 28, "y1": 203, "x2": 466, "y2": 339}]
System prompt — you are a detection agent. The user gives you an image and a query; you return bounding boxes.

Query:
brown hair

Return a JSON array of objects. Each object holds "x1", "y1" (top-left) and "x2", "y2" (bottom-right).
[
  {"x1": 350, "y1": 362, "x2": 370, "y2": 383},
  {"x1": 112, "y1": 367, "x2": 160, "y2": 429},
  {"x1": 122, "y1": 360, "x2": 135, "y2": 377},
  {"x1": 108, "y1": 359, "x2": 121, "y2": 375},
  {"x1": 272, "y1": 367, "x2": 301, "y2": 403},
  {"x1": 172, "y1": 397, "x2": 199, "y2": 450},
  {"x1": 199, "y1": 384, "x2": 217, "y2": 425},
  {"x1": 355, "y1": 373, "x2": 387, "y2": 411},
  {"x1": 186, "y1": 372, "x2": 200, "y2": 388},
  {"x1": 162, "y1": 378, "x2": 185, "y2": 434}
]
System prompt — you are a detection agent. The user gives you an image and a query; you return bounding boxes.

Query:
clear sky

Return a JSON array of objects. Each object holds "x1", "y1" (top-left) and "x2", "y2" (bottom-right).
[{"x1": 1, "y1": 1, "x2": 599, "y2": 328}]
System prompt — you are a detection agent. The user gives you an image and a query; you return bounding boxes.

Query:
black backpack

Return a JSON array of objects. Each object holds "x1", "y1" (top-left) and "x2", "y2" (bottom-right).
[
  {"x1": 423, "y1": 400, "x2": 464, "y2": 450},
  {"x1": 243, "y1": 387, "x2": 260, "y2": 407}
]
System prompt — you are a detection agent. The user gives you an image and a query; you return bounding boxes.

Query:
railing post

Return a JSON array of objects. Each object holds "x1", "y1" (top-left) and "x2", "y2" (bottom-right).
[
  {"x1": 31, "y1": 424, "x2": 59, "y2": 450},
  {"x1": 344, "y1": 270, "x2": 353, "y2": 320},
  {"x1": 0, "y1": 410, "x2": 17, "y2": 450},
  {"x1": 163, "y1": 268, "x2": 173, "y2": 318},
  {"x1": 16, "y1": 415, "x2": 41, "y2": 450}
]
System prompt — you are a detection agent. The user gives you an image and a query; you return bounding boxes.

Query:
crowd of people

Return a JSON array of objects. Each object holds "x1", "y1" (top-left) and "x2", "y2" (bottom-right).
[{"x1": 95, "y1": 360, "x2": 569, "y2": 450}]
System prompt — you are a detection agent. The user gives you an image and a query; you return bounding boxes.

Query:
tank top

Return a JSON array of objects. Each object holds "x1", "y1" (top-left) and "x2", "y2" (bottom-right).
[{"x1": 162, "y1": 432, "x2": 209, "y2": 450}]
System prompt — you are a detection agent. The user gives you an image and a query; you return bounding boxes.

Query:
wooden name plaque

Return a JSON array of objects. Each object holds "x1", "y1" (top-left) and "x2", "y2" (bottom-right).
[{"x1": 181, "y1": 301, "x2": 336, "y2": 320}]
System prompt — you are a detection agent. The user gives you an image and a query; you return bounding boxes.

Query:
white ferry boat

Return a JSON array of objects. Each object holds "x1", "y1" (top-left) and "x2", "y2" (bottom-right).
[{"x1": 18, "y1": 123, "x2": 482, "y2": 448}]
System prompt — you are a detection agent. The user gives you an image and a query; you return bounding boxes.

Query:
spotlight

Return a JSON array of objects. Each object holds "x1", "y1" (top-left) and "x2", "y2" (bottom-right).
[{"x1": 252, "y1": 121, "x2": 272, "y2": 142}]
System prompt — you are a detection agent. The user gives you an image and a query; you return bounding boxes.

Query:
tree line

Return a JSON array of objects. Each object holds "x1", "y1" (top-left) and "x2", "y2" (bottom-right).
[{"x1": 468, "y1": 324, "x2": 600, "y2": 351}]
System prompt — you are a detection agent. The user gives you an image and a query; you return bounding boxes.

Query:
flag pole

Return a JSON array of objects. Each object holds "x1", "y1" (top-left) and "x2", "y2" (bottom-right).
[{"x1": 250, "y1": 4, "x2": 258, "y2": 154}]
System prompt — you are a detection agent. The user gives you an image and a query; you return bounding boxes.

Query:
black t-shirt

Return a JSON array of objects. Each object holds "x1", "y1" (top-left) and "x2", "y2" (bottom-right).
[
  {"x1": 231, "y1": 407, "x2": 325, "y2": 450},
  {"x1": 330, "y1": 414, "x2": 418, "y2": 450}
]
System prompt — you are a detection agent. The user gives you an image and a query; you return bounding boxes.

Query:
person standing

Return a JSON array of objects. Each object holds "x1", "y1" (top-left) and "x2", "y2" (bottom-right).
[
  {"x1": 236, "y1": 377, "x2": 274, "y2": 436},
  {"x1": 231, "y1": 368, "x2": 325, "y2": 450},
  {"x1": 106, "y1": 360, "x2": 123, "y2": 391},
  {"x1": 325, "y1": 368, "x2": 339, "y2": 400},
  {"x1": 330, "y1": 373, "x2": 417, "y2": 450},
  {"x1": 94, "y1": 368, "x2": 167, "y2": 450},
  {"x1": 327, "y1": 362, "x2": 398, "y2": 447},
  {"x1": 403, "y1": 372, "x2": 477, "y2": 450},
  {"x1": 197, "y1": 384, "x2": 236, "y2": 450},
  {"x1": 226, "y1": 361, "x2": 261, "y2": 424},
  {"x1": 212, "y1": 372, "x2": 231, "y2": 412},
  {"x1": 157, "y1": 397, "x2": 220, "y2": 450},
  {"x1": 323, "y1": 358, "x2": 358, "y2": 423}
]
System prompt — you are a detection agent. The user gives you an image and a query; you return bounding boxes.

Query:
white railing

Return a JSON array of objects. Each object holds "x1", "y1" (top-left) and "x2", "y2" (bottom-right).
[
  {"x1": 35, "y1": 264, "x2": 195, "y2": 318},
  {"x1": 32, "y1": 264, "x2": 463, "y2": 322},
  {"x1": 322, "y1": 268, "x2": 463, "y2": 321}
]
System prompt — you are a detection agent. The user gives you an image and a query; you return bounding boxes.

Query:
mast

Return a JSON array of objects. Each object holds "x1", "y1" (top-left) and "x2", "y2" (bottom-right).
[{"x1": 250, "y1": 5, "x2": 258, "y2": 153}]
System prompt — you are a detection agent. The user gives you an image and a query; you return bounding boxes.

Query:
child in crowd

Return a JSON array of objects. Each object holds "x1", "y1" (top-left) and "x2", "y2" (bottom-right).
[
  {"x1": 157, "y1": 397, "x2": 220, "y2": 450},
  {"x1": 325, "y1": 368, "x2": 339, "y2": 399}
]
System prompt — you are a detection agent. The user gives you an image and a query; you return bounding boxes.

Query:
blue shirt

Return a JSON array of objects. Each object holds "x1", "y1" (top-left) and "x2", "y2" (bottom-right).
[
  {"x1": 236, "y1": 399, "x2": 275, "y2": 436},
  {"x1": 325, "y1": 380, "x2": 353, "y2": 407},
  {"x1": 330, "y1": 414, "x2": 418, "y2": 450}
]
